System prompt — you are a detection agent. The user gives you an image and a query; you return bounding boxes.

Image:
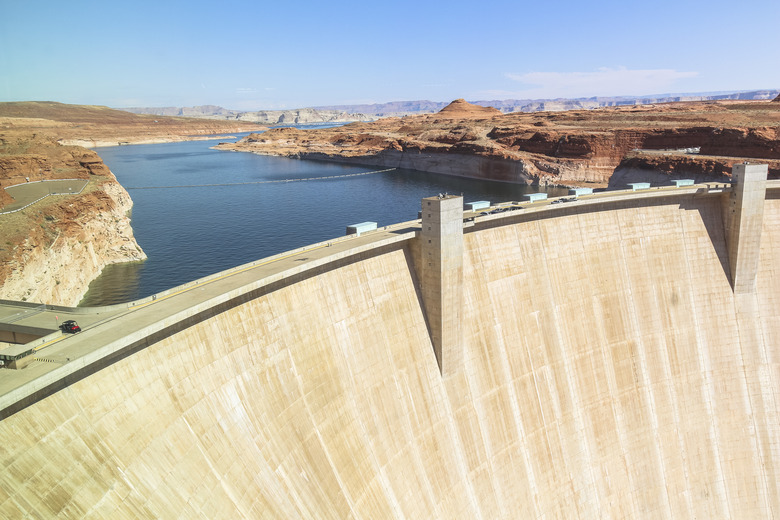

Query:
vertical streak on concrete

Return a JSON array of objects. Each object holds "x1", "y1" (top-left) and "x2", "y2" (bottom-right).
[
  {"x1": 420, "y1": 195, "x2": 463, "y2": 376},
  {"x1": 724, "y1": 163, "x2": 768, "y2": 294}
]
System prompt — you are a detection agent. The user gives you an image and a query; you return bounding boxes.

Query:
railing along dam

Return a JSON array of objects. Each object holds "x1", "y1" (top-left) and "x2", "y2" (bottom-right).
[{"x1": 1, "y1": 165, "x2": 779, "y2": 518}]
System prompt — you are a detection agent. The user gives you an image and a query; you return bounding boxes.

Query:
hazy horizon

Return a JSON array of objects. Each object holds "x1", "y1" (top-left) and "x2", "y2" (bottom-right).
[
  {"x1": 2, "y1": 0, "x2": 779, "y2": 110},
  {"x1": 113, "y1": 88, "x2": 779, "y2": 111}
]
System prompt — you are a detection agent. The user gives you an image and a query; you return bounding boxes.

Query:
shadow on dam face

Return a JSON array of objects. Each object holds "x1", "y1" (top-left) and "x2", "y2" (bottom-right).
[
  {"x1": 679, "y1": 196, "x2": 732, "y2": 286},
  {"x1": 1, "y1": 181, "x2": 779, "y2": 518}
]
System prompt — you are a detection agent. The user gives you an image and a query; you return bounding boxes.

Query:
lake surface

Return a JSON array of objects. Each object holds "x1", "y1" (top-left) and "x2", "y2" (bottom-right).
[{"x1": 80, "y1": 135, "x2": 567, "y2": 306}]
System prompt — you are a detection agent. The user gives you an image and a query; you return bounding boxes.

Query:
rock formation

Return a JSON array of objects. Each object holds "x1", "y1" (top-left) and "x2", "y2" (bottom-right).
[
  {"x1": 127, "y1": 90, "x2": 780, "y2": 125},
  {"x1": 434, "y1": 98, "x2": 502, "y2": 118},
  {"x1": 122, "y1": 105, "x2": 374, "y2": 125},
  {"x1": 218, "y1": 99, "x2": 780, "y2": 187},
  {"x1": 0, "y1": 101, "x2": 264, "y2": 148},
  {"x1": 0, "y1": 180, "x2": 146, "y2": 306},
  {"x1": 0, "y1": 134, "x2": 146, "y2": 305},
  {"x1": 312, "y1": 89, "x2": 780, "y2": 116}
]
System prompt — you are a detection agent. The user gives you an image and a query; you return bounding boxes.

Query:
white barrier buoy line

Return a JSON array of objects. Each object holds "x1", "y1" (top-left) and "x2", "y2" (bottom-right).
[{"x1": 126, "y1": 168, "x2": 398, "y2": 189}]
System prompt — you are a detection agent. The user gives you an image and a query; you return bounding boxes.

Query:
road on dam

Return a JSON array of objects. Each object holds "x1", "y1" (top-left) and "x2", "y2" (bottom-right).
[{"x1": 0, "y1": 219, "x2": 420, "y2": 410}]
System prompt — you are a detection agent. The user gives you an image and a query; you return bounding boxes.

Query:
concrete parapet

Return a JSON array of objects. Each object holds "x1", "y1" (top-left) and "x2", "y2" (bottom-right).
[
  {"x1": 465, "y1": 201, "x2": 490, "y2": 211},
  {"x1": 723, "y1": 163, "x2": 768, "y2": 293},
  {"x1": 346, "y1": 221, "x2": 377, "y2": 236},
  {"x1": 420, "y1": 195, "x2": 463, "y2": 375},
  {"x1": 569, "y1": 187, "x2": 593, "y2": 197}
]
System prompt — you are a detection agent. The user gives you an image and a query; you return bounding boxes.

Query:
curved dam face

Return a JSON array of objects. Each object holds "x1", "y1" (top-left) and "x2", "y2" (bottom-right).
[{"x1": 1, "y1": 185, "x2": 779, "y2": 517}]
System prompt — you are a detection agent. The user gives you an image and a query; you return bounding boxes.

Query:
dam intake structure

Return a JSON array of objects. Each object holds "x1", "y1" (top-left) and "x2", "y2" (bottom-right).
[{"x1": 1, "y1": 165, "x2": 779, "y2": 518}]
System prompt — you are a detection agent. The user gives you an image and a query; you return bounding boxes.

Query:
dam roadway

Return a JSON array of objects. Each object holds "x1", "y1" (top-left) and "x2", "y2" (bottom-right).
[{"x1": 1, "y1": 172, "x2": 779, "y2": 518}]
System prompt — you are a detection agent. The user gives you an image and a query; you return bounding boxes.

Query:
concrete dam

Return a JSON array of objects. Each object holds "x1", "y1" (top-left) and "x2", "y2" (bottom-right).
[{"x1": 0, "y1": 164, "x2": 778, "y2": 518}]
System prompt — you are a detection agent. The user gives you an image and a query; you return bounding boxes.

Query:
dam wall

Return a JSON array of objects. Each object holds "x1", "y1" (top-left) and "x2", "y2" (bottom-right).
[{"x1": 1, "y1": 188, "x2": 779, "y2": 518}]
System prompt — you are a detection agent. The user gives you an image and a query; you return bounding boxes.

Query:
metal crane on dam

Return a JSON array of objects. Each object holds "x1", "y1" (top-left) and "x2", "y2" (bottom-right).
[{"x1": 0, "y1": 164, "x2": 778, "y2": 518}]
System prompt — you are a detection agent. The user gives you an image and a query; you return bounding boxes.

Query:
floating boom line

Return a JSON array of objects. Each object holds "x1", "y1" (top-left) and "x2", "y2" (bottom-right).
[{"x1": 125, "y1": 167, "x2": 397, "y2": 189}]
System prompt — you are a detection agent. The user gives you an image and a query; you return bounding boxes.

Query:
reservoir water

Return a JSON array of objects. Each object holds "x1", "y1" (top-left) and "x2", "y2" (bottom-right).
[{"x1": 80, "y1": 134, "x2": 567, "y2": 306}]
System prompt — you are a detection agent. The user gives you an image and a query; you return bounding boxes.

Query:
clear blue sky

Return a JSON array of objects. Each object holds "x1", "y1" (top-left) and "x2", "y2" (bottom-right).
[{"x1": 1, "y1": 0, "x2": 778, "y2": 110}]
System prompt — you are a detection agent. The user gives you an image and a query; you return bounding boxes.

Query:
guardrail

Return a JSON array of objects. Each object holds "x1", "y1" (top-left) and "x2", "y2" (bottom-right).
[
  {"x1": 1, "y1": 303, "x2": 47, "y2": 323},
  {"x1": 1, "y1": 217, "x2": 421, "y2": 318},
  {"x1": 0, "y1": 219, "x2": 420, "y2": 367},
  {"x1": 123, "y1": 217, "x2": 420, "y2": 310}
]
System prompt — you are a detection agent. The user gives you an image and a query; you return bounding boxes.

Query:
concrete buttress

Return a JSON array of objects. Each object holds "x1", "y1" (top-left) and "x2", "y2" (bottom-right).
[
  {"x1": 723, "y1": 163, "x2": 768, "y2": 293},
  {"x1": 419, "y1": 195, "x2": 464, "y2": 376}
]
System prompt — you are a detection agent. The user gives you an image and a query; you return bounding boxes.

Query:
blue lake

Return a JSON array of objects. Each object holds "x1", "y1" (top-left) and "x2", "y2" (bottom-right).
[{"x1": 80, "y1": 134, "x2": 567, "y2": 306}]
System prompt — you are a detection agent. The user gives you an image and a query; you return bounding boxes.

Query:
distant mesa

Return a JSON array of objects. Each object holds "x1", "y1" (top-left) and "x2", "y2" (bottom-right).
[
  {"x1": 436, "y1": 98, "x2": 502, "y2": 118},
  {"x1": 119, "y1": 90, "x2": 780, "y2": 122},
  {"x1": 121, "y1": 105, "x2": 373, "y2": 125}
]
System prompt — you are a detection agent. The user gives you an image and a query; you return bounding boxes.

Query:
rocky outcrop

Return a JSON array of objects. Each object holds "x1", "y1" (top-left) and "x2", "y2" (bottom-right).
[
  {"x1": 0, "y1": 112, "x2": 161, "y2": 306},
  {"x1": 0, "y1": 179, "x2": 146, "y2": 305},
  {"x1": 218, "y1": 99, "x2": 780, "y2": 187},
  {"x1": 0, "y1": 101, "x2": 293, "y2": 307}
]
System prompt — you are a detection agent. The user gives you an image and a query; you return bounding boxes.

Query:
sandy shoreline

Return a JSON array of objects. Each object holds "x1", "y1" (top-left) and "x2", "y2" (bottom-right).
[{"x1": 58, "y1": 134, "x2": 241, "y2": 148}]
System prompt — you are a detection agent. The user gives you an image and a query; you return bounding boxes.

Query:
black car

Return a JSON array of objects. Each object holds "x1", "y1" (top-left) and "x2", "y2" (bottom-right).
[{"x1": 59, "y1": 320, "x2": 81, "y2": 333}]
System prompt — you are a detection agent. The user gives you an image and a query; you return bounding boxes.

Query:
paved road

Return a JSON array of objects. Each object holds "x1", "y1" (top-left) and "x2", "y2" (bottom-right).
[
  {"x1": 0, "y1": 221, "x2": 420, "y2": 412},
  {"x1": 1, "y1": 179, "x2": 88, "y2": 214}
]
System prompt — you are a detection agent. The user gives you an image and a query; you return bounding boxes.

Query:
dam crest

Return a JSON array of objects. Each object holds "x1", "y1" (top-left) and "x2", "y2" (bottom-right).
[{"x1": 1, "y1": 164, "x2": 779, "y2": 518}]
